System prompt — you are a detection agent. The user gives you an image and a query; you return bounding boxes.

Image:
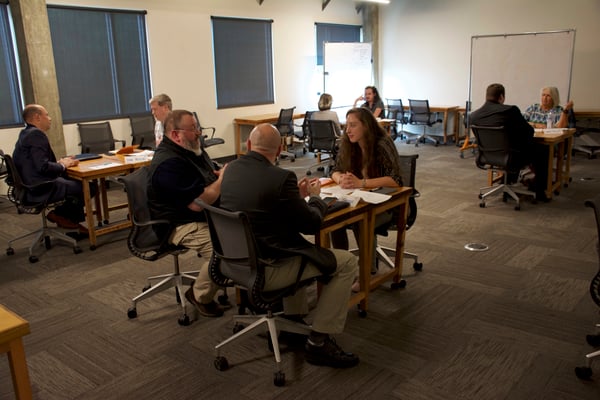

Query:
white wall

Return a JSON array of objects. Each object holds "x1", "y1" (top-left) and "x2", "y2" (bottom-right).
[
  {"x1": 379, "y1": 0, "x2": 600, "y2": 111},
  {"x1": 0, "y1": 0, "x2": 361, "y2": 160},
  {"x1": 2, "y1": 0, "x2": 599, "y2": 162}
]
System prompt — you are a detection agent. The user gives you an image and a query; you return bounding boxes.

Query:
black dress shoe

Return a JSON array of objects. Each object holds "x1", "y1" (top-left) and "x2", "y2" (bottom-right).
[
  {"x1": 305, "y1": 336, "x2": 359, "y2": 368},
  {"x1": 536, "y1": 192, "x2": 551, "y2": 202}
]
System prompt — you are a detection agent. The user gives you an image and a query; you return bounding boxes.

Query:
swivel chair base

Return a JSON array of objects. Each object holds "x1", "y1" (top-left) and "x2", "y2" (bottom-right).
[
  {"x1": 214, "y1": 310, "x2": 312, "y2": 387},
  {"x1": 478, "y1": 180, "x2": 535, "y2": 211},
  {"x1": 6, "y1": 211, "x2": 82, "y2": 263},
  {"x1": 126, "y1": 251, "x2": 199, "y2": 326}
]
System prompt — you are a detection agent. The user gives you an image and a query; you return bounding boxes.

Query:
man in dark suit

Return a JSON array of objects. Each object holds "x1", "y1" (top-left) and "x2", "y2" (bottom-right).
[
  {"x1": 13, "y1": 104, "x2": 88, "y2": 231},
  {"x1": 470, "y1": 83, "x2": 548, "y2": 200},
  {"x1": 219, "y1": 123, "x2": 359, "y2": 369}
]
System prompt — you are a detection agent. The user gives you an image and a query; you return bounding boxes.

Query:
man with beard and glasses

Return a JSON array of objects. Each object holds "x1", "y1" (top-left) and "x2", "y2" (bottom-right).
[{"x1": 147, "y1": 109, "x2": 229, "y2": 318}]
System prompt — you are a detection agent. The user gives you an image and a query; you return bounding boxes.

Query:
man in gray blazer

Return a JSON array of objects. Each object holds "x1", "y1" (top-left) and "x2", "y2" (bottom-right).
[{"x1": 220, "y1": 123, "x2": 360, "y2": 369}]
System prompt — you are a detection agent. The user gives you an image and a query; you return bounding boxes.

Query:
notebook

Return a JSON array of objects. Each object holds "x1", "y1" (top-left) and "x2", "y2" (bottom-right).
[{"x1": 73, "y1": 153, "x2": 102, "y2": 161}]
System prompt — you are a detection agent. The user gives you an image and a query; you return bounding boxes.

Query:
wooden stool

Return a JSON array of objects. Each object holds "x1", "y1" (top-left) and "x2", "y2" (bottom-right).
[{"x1": 0, "y1": 305, "x2": 32, "y2": 400}]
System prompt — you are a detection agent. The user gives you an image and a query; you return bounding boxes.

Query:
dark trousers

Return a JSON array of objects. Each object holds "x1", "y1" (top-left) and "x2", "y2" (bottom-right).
[{"x1": 49, "y1": 178, "x2": 97, "y2": 223}]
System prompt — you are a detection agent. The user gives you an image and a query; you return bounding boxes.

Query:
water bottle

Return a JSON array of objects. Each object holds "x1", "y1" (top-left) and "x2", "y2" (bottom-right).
[{"x1": 546, "y1": 110, "x2": 554, "y2": 129}]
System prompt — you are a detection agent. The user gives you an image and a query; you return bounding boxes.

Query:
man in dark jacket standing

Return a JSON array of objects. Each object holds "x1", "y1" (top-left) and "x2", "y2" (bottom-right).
[{"x1": 220, "y1": 123, "x2": 359, "y2": 368}]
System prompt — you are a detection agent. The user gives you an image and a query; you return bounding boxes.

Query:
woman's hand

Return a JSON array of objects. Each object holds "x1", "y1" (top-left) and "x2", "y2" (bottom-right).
[{"x1": 338, "y1": 172, "x2": 361, "y2": 189}]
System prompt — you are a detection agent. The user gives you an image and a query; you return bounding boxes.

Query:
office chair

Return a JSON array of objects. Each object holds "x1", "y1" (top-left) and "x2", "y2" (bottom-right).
[
  {"x1": 305, "y1": 119, "x2": 339, "y2": 176},
  {"x1": 198, "y1": 200, "x2": 315, "y2": 387},
  {"x1": 292, "y1": 110, "x2": 313, "y2": 155},
  {"x1": 470, "y1": 125, "x2": 535, "y2": 210},
  {"x1": 1, "y1": 152, "x2": 82, "y2": 263},
  {"x1": 386, "y1": 98, "x2": 408, "y2": 140},
  {"x1": 572, "y1": 113, "x2": 600, "y2": 159},
  {"x1": 575, "y1": 195, "x2": 600, "y2": 380},
  {"x1": 407, "y1": 99, "x2": 443, "y2": 146},
  {"x1": 275, "y1": 107, "x2": 297, "y2": 162},
  {"x1": 118, "y1": 167, "x2": 199, "y2": 326},
  {"x1": 129, "y1": 114, "x2": 156, "y2": 149},
  {"x1": 193, "y1": 112, "x2": 225, "y2": 149},
  {"x1": 373, "y1": 154, "x2": 423, "y2": 281},
  {"x1": 77, "y1": 121, "x2": 126, "y2": 154}
]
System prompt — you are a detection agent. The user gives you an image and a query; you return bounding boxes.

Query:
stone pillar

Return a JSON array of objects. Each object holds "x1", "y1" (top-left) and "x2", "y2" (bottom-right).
[
  {"x1": 361, "y1": 4, "x2": 379, "y2": 88},
  {"x1": 10, "y1": 0, "x2": 66, "y2": 155}
]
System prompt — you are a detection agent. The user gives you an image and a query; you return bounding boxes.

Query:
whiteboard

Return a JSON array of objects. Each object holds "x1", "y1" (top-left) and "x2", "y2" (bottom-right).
[
  {"x1": 469, "y1": 30, "x2": 575, "y2": 113},
  {"x1": 324, "y1": 42, "x2": 372, "y2": 107}
]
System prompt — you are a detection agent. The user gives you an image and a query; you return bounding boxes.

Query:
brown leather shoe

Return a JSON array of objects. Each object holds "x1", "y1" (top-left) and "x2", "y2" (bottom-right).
[
  {"x1": 184, "y1": 287, "x2": 224, "y2": 318},
  {"x1": 47, "y1": 212, "x2": 80, "y2": 229}
]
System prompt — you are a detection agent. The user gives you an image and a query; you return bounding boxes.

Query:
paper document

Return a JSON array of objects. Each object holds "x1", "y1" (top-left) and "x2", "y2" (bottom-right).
[
  {"x1": 88, "y1": 162, "x2": 122, "y2": 170},
  {"x1": 319, "y1": 184, "x2": 392, "y2": 205}
]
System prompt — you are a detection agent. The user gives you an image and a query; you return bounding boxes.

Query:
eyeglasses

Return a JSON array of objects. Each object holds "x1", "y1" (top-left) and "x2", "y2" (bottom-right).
[{"x1": 176, "y1": 127, "x2": 202, "y2": 134}]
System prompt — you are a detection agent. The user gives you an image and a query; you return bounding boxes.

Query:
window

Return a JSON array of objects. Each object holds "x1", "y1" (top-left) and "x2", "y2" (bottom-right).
[
  {"x1": 47, "y1": 6, "x2": 151, "y2": 123},
  {"x1": 212, "y1": 16, "x2": 274, "y2": 109},
  {"x1": 0, "y1": 1, "x2": 22, "y2": 127},
  {"x1": 315, "y1": 23, "x2": 361, "y2": 66}
]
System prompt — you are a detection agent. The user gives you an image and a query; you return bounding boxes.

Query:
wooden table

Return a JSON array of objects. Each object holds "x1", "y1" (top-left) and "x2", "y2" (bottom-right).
[
  {"x1": 534, "y1": 128, "x2": 576, "y2": 199},
  {"x1": 317, "y1": 187, "x2": 412, "y2": 314},
  {"x1": 0, "y1": 305, "x2": 32, "y2": 400},
  {"x1": 404, "y1": 105, "x2": 460, "y2": 144},
  {"x1": 67, "y1": 155, "x2": 151, "y2": 249},
  {"x1": 233, "y1": 112, "x2": 305, "y2": 157}
]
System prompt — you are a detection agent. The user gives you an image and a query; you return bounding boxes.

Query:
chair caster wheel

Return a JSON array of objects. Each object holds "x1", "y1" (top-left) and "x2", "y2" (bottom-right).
[
  {"x1": 45, "y1": 236, "x2": 52, "y2": 249},
  {"x1": 514, "y1": 205, "x2": 520, "y2": 211},
  {"x1": 586, "y1": 334, "x2": 600, "y2": 347},
  {"x1": 178, "y1": 314, "x2": 191, "y2": 326},
  {"x1": 73, "y1": 246, "x2": 82, "y2": 254},
  {"x1": 29, "y1": 255, "x2": 39, "y2": 263},
  {"x1": 90, "y1": 245, "x2": 97, "y2": 251},
  {"x1": 478, "y1": 194, "x2": 483, "y2": 199},
  {"x1": 413, "y1": 262, "x2": 423, "y2": 271},
  {"x1": 391, "y1": 279, "x2": 406, "y2": 289},
  {"x1": 274, "y1": 371, "x2": 285, "y2": 387},
  {"x1": 142, "y1": 284, "x2": 151, "y2": 292},
  {"x1": 127, "y1": 307, "x2": 137, "y2": 319},
  {"x1": 358, "y1": 308, "x2": 367, "y2": 318},
  {"x1": 479, "y1": 202, "x2": 485, "y2": 208},
  {"x1": 460, "y1": 153, "x2": 464, "y2": 159},
  {"x1": 6, "y1": 247, "x2": 14, "y2": 256},
  {"x1": 214, "y1": 356, "x2": 229, "y2": 371},
  {"x1": 575, "y1": 366, "x2": 593, "y2": 380}
]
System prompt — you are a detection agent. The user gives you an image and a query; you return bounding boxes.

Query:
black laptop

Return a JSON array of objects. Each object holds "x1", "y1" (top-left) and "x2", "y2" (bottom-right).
[{"x1": 74, "y1": 153, "x2": 102, "y2": 161}]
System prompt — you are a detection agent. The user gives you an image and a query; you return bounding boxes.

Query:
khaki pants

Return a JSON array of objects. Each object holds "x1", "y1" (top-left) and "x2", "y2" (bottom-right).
[
  {"x1": 170, "y1": 222, "x2": 220, "y2": 304},
  {"x1": 264, "y1": 248, "x2": 358, "y2": 334}
]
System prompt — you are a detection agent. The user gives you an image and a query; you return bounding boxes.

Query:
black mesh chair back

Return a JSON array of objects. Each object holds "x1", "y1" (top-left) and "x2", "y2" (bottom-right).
[
  {"x1": 386, "y1": 98, "x2": 408, "y2": 139},
  {"x1": 77, "y1": 121, "x2": 126, "y2": 153},
  {"x1": 470, "y1": 125, "x2": 512, "y2": 171},
  {"x1": 298, "y1": 110, "x2": 314, "y2": 141},
  {"x1": 118, "y1": 167, "x2": 174, "y2": 260},
  {"x1": 129, "y1": 114, "x2": 155, "y2": 149},
  {"x1": 275, "y1": 107, "x2": 296, "y2": 137},
  {"x1": 408, "y1": 99, "x2": 435, "y2": 125},
  {"x1": 307, "y1": 119, "x2": 338, "y2": 154}
]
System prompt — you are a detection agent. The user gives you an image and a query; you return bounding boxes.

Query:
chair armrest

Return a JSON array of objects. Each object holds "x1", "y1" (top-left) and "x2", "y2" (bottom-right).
[{"x1": 201, "y1": 126, "x2": 216, "y2": 139}]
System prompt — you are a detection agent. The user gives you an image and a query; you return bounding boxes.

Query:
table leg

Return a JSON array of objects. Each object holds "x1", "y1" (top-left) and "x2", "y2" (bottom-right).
[
  {"x1": 82, "y1": 177, "x2": 97, "y2": 248},
  {"x1": 545, "y1": 143, "x2": 555, "y2": 199},
  {"x1": 234, "y1": 123, "x2": 241, "y2": 157},
  {"x1": 554, "y1": 140, "x2": 565, "y2": 195},
  {"x1": 442, "y1": 110, "x2": 449, "y2": 144},
  {"x1": 6, "y1": 339, "x2": 32, "y2": 400},
  {"x1": 100, "y1": 178, "x2": 109, "y2": 224},
  {"x1": 564, "y1": 136, "x2": 573, "y2": 187}
]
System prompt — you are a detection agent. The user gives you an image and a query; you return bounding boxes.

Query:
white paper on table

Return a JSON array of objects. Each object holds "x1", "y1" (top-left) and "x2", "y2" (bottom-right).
[
  {"x1": 88, "y1": 162, "x2": 122, "y2": 170},
  {"x1": 350, "y1": 189, "x2": 391, "y2": 204}
]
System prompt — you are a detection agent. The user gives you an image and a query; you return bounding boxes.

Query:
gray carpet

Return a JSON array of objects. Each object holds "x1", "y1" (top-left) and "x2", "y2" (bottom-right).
[{"x1": 1, "y1": 140, "x2": 599, "y2": 399}]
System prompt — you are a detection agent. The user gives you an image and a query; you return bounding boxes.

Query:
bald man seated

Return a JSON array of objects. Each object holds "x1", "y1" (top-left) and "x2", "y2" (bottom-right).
[{"x1": 219, "y1": 123, "x2": 360, "y2": 368}]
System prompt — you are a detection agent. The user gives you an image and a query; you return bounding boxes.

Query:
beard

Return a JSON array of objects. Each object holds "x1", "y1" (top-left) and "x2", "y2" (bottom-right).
[{"x1": 183, "y1": 138, "x2": 202, "y2": 156}]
